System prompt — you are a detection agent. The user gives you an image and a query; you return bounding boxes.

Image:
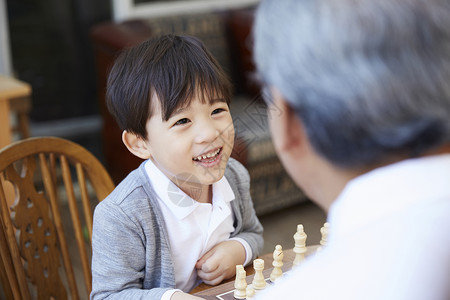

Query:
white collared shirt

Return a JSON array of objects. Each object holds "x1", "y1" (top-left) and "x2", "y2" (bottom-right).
[
  {"x1": 144, "y1": 160, "x2": 251, "y2": 299},
  {"x1": 257, "y1": 154, "x2": 450, "y2": 300}
]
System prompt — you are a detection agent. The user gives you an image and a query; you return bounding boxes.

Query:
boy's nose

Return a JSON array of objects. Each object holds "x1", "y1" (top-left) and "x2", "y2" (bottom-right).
[{"x1": 195, "y1": 122, "x2": 220, "y2": 144}]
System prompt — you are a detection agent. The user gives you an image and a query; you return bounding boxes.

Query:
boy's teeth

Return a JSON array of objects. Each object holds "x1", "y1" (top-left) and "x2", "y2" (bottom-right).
[{"x1": 194, "y1": 148, "x2": 220, "y2": 161}]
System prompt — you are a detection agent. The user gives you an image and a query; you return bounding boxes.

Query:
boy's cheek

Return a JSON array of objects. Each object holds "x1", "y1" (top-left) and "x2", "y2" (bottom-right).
[{"x1": 224, "y1": 126, "x2": 235, "y2": 147}]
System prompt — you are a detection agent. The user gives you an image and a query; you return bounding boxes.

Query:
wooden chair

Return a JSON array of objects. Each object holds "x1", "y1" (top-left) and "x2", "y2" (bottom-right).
[{"x1": 0, "y1": 137, "x2": 115, "y2": 299}]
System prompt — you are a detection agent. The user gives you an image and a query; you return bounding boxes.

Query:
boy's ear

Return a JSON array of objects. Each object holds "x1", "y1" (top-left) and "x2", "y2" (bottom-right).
[{"x1": 122, "y1": 130, "x2": 152, "y2": 159}]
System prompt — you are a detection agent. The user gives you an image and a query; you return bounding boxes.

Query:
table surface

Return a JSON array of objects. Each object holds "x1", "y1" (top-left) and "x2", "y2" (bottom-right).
[
  {"x1": 190, "y1": 245, "x2": 319, "y2": 296},
  {"x1": 0, "y1": 75, "x2": 31, "y2": 100}
]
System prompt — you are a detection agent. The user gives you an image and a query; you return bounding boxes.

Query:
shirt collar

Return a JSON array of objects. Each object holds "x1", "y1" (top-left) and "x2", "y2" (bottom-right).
[
  {"x1": 328, "y1": 154, "x2": 450, "y2": 241},
  {"x1": 145, "y1": 159, "x2": 235, "y2": 220}
]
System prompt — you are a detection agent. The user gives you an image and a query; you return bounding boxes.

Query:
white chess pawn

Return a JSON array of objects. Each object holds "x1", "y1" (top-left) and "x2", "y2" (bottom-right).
[
  {"x1": 252, "y1": 258, "x2": 267, "y2": 290},
  {"x1": 270, "y1": 245, "x2": 284, "y2": 282},
  {"x1": 234, "y1": 265, "x2": 247, "y2": 299},
  {"x1": 317, "y1": 222, "x2": 330, "y2": 252},
  {"x1": 246, "y1": 286, "x2": 256, "y2": 299},
  {"x1": 293, "y1": 224, "x2": 307, "y2": 267}
]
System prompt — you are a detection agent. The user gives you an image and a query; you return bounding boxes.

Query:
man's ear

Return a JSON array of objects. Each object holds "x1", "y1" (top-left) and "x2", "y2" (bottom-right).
[
  {"x1": 122, "y1": 130, "x2": 152, "y2": 159},
  {"x1": 270, "y1": 87, "x2": 306, "y2": 155}
]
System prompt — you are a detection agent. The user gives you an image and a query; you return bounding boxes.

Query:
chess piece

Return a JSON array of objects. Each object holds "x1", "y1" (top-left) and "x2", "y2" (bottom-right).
[
  {"x1": 252, "y1": 258, "x2": 267, "y2": 289},
  {"x1": 270, "y1": 245, "x2": 284, "y2": 282},
  {"x1": 293, "y1": 224, "x2": 307, "y2": 267},
  {"x1": 236, "y1": 264, "x2": 244, "y2": 273},
  {"x1": 246, "y1": 286, "x2": 256, "y2": 299},
  {"x1": 234, "y1": 265, "x2": 247, "y2": 299},
  {"x1": 317, "y1": 222, "x2": 330, "y2": 252}
]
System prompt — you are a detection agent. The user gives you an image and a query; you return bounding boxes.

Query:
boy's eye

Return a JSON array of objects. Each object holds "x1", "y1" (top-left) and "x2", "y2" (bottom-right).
[
  {"x1": 212, "y1": 108, "x2": 226, "y2": 115},
  {"x1": 174, "y1": 118, "x2": 190, "y2": 126}
]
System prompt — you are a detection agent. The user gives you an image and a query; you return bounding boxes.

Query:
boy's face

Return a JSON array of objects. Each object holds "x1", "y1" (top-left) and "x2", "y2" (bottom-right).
[{"x1": 144, "y1": 93, "x2": 235, "y2": 195}]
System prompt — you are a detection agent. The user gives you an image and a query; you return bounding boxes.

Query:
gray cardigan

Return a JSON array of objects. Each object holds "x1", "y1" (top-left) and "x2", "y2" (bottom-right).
[{"x1": 90, "y1": 158, "x2": 264, "y2": 299}]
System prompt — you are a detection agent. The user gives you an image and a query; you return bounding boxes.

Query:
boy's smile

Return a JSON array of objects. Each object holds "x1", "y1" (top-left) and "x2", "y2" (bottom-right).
[
  {"x1": 193, "y1": 147, "x2": 222, "y2": 166},
  {"x1": 141, "y1": 93, "x2": 235, "y2": 202}
]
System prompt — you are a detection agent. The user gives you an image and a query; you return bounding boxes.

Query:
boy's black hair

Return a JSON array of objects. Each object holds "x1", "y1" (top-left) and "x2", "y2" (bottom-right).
[{"x1": 106, "y1": 34, "x2": 232, "y2": 139}]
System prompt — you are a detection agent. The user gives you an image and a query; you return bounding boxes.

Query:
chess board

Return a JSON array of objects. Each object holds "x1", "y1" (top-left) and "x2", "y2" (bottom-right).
[
  {"x1": 192, "y1": 246, "x2": 319, "y2": 299},
  {"x1": 193, "y1": 262, "x2": 291, "y2": 299},
  {"x1": 191, "y1": 223, "x2": 327, "y2": 299}
]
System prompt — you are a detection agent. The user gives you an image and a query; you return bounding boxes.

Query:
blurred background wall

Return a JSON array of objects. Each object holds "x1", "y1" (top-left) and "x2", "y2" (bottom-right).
[
  {"x1": 7, "y1": 0, "x2": 111, "y2": 121},
  {"x1": 4, "y1": 0, "x2": 111, "y2": 159}
]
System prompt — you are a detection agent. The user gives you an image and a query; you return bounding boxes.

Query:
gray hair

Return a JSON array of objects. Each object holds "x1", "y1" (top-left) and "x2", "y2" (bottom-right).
[{"x1": 254, "y1": 0, "x2": 450, "y2": 168}]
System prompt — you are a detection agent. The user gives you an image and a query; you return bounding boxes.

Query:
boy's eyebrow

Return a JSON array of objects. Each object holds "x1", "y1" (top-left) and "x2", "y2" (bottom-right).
[
  {"x1": 210, "y1": 98, "x2": 227, "y2": 105},
  {"x1": 170, "y1": 106, "x2": 188, "y2": 118},
  {"x1": 169, "y1": 98, "x2": 227, "y2": 118}
]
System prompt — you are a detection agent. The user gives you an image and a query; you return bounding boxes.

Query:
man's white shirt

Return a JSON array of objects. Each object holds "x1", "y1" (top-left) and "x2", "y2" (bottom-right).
[{"x1": 257, "y1": 154, "x2": 450, "y2": 300}]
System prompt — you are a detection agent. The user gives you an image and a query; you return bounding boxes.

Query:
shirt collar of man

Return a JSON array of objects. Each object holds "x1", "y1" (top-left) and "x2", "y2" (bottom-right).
[{"x1": 144, "y1": 159, "x2": 235, "y2": 220}]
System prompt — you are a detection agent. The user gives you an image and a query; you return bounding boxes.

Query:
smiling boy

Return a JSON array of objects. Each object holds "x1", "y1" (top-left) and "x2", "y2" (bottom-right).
[{"x1": 90, "y1": 35, "x2": 263, "y2": 300}]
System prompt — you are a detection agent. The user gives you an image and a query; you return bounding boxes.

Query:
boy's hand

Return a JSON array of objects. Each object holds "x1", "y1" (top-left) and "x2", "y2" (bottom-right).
[
  {"x1": 195, "y1": 240, "x2": 246, "y2": 286},
  {"x1": 170, "y1": 291, "x2": 205, "y2": 300}
]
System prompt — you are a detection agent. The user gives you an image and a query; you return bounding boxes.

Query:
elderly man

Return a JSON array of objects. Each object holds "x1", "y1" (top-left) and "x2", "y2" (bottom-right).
[{"x1": 253, "y1": 0, "x2": 450, "y2": 299}]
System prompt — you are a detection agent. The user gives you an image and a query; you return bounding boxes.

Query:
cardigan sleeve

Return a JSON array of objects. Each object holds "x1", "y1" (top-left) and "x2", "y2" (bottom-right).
[
  {"x1": 90, "y1": 197, "x2": 172, "y2": 300},
  {"x1": 226, "y1": 158, "x2": 264, "y2": 261}
]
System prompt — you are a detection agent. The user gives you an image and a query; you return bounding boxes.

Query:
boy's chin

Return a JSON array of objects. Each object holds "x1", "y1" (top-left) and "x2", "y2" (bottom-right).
[
  {"x1": 193, "y1": 157, "x2": 229, "y2": 183},
  {"x1": 172, "y1": 168, "x2": 225, "y2": 187},
  {"x1": 197, "y1": 170, "x2": 226, "y2": 185}
]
